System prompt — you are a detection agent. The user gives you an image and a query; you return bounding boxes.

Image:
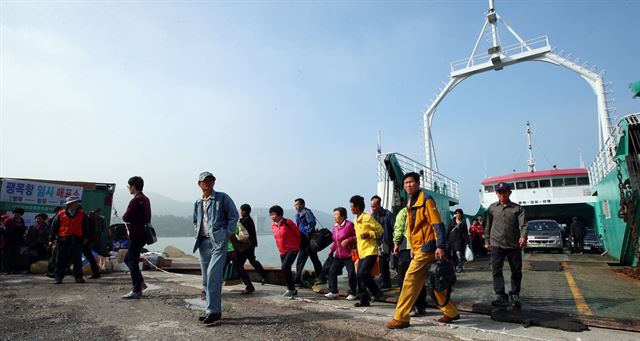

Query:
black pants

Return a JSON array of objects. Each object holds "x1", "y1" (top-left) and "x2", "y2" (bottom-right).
[
  {"x1": 228, "y1": 251, "x2": 253, "y2": 290},
  {"x1": 328, "y1": 256, "x2": 357, "y2": 295},
  {"x1": 48, "y1": 244, "x2": 58, "y2": 274},
  {"x1": 280, "y1": 251, "x2": 298, "y2": 290},
  {"x1": 81, "y1": 244, "x2": 100, "y2": 276},
  {"x1": 2, "y1": 244, "x2": 22, "y2": 273},
  {"x1": 378, "y1": 251, "x2": 391, "y2": 287},
  {"x1": 572, "y1": 238, "x2": 584, "y2": 253},
  {"x1": 397, "y1": 250, "x2": 427, "y2": 310},
  {"x1": 125, "y1": 239, "x2": 145, "y2": 293},
  {"x1": 295, "y1": 233, "x2": 323, "y2": 283},
  {"x1": 357, "y1": 255, "x2": 381, "y2": 303},
  {"x1": 55, "y1": 237, "x2": 83, "y2": 281},
  {"x1": 491, "y1": 247, "x2": 522, "y2": 295},
  {"x1": 472, "y1": 238, "x2": 487, "y2": 257},
  {"x1": 237, "y1": 246, "x2": 267, "y2": 279}
]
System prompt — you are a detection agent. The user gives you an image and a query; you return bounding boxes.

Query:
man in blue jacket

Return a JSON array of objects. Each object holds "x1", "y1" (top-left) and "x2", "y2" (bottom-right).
[
  {"x1": 294, "y1": 198, "x2": 324, "y2": 285},
  {"x1": 192, "y1": 172, "x2": 239, "y2": 325}
]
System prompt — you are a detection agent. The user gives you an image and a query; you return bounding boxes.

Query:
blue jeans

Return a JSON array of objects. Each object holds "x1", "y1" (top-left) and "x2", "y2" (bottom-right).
[{"x1": 198, "y1": 230, "x2": 228, "y2": 315}]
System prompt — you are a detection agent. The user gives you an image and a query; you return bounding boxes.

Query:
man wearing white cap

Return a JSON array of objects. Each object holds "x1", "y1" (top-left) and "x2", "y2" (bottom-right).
[
  {"x1": 192, "y1": 171, "x2": 239, "y2": 325},
  {"x1": 49, "y1": 196, "x2": 90, "y2": 284}
]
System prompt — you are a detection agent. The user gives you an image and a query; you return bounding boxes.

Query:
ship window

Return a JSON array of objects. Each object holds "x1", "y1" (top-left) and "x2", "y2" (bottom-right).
[
  {"x1": 484, "y1": 185, "x2": 494, "y2": 193},
  {"x1": 564, "y1": 177, "x2": 577, "y2": 186},
  {"x1": 539, "y1": 179, "x2": 551, "y2": 188},
  {"x1": 527, "y1": 180, "x2": 539, "y2": 189},
  {"x1": 508, "y1": 182, "x2": 515, "y2": 190},
  {"x1": 577, "y1": 177, "x2": 590, "y2": 185},
  {"x1": 552, "y1": 178, "x2": 564, "y2": 187},
  {"x1": 516, "y1": 181, "x2": 526, "y2": 190}
]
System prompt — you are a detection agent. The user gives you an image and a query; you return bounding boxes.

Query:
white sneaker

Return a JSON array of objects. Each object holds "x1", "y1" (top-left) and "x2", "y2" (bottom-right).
[
  {"x1": 324, "y1": 292, "x2": 339, "y2": 299},
  {"x1": 346, "y1": 294, "x2": 357, "y2": 301}
]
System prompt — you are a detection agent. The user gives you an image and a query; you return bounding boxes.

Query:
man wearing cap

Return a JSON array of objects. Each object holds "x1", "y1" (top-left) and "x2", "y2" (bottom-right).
[
  {"x1": 192, "y1": 172, "x2": 239, "y2": 324},
  {"x1": 484, "y1": 182, "x2": 527, "y2": 308},
  {"x1": 49, "y1": 197, "x2": 91, "y2": 284}
]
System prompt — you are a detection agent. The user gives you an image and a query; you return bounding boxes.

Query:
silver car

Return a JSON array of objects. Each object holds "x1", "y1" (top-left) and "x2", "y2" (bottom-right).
[{"x1": 525, "y1": 219, "x2": 564, "y2": 253}]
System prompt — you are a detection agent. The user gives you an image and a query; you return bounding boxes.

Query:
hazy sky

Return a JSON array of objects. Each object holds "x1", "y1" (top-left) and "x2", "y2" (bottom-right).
[{"x1": 1, "y1": 0, "x2": 639, "y2": 215}]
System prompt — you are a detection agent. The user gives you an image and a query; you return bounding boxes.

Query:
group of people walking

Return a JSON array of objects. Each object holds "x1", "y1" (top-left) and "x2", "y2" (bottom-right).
[{"x1": 189, "y1": 170, "x2": 529, "y2": 329}]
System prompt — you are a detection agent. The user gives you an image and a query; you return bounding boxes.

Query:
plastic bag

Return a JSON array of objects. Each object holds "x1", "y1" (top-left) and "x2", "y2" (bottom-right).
[{"x1": 465, "y1": 245, "x2": 474, "y2": 262}]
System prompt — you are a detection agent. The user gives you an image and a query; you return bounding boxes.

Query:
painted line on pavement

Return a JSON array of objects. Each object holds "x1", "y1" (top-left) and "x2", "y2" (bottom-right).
[{"x1": 561, "y1": 261, "x2": 593, "y2": 316}]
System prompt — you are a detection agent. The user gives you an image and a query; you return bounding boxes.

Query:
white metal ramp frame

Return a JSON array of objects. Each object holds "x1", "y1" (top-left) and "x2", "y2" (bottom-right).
[{"x1": 423, "y1": 0, "x2": 615, "y2": 174}]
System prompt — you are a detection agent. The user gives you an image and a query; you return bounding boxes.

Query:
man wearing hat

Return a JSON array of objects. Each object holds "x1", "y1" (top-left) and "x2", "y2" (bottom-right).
[
  {"x1": 484, "y1": 182, "x2": 527, "y2": 308},
  {"x1": 192, "y1": 171, "x2": 239, "y2": 324},
  {"x1": 49, "y1": 196, "x2": 90, "y2": 284}
]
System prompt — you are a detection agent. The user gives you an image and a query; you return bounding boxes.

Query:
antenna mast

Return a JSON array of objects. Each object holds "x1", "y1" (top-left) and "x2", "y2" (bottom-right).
[{"x1": 527, "y1": 121, "x2": 536, "y2": 172}]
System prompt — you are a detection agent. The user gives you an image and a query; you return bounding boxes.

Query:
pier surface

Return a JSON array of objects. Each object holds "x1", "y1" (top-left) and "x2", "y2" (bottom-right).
[{"x1": 2, "y1": 251, "x2": 640, "y2": 341}]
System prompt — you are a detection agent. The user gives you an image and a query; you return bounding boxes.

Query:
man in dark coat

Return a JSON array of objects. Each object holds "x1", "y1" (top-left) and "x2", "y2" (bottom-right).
[
  {"x1": 569, "y1": 217, "x2": 586, "y2": 255},
  {"x1": 236, "y1": 204, "x2": 267, "y2": 291},
  {"x1": 121, "y1": 176, "x2": 152, "y2": 299},
  {"x1": 371, "y1": 195, "x2": 396, "y2": 289},
  {"x1": 446, "y1": 208, "x2": 469, "y2": 273},
  {"x1": 3, "y1": 208, "x2": 27, "y2": 274}
]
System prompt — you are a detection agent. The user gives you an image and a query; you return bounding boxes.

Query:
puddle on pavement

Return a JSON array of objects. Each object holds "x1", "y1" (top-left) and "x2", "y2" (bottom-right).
[
  {"x1": 143, "y1": 283, "x2": 161, "y2": 291},
  {"x1": 184, "y1": 298, "x2": 206, "y2": 310}
]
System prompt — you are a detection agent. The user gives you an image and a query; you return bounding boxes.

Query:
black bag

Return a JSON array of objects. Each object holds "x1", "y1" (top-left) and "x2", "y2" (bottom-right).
[
  {"x1": 144, "y1": 223, "x2": 157, "y2": 245},
  {"x1": 309, "y1": 228, "x2": 333, "y2": 253},
  {"x1": 427, "y1": 259, "x2": 457, "y2": 307},
  {"x1": 322, "y1": 253, "x2": 342, "y2": 277},
  {"x1": 223, "y1": 259, "x2": 239, "y2": 281}
]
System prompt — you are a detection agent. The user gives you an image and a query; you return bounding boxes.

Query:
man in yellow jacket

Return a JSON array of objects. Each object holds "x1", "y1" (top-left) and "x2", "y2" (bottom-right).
[
  {"x1": 386, "y1": 172, "x2": 460, "y2": 329},
  {"x1": 350, "y1": 195, "x2": 384, "y2": 308}
]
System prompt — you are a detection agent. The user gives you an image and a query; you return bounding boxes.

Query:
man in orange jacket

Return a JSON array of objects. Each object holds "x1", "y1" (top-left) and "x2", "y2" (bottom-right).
[{"x1": 386, "y1": 172, "x2": 460, "y2": 329}]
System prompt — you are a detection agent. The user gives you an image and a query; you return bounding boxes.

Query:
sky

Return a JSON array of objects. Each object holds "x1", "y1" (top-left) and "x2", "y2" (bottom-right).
[{"x1": 1, "y1": 0, "x2": 639, "y2": 216}]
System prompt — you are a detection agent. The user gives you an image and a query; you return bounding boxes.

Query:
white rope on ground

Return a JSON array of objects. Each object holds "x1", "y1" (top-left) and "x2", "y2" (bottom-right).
[{"x1": 292, "y1": 296, "x2": 551, "y2": 341}]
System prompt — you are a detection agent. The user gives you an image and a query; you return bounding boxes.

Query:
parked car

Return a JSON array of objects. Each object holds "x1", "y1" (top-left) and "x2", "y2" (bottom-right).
[
  {"x1": 525, "y1": 219, "x2": 564, "y2": 253},
  {"x1": 582, "y1": 228, "x2": 604, "y2": 253}
]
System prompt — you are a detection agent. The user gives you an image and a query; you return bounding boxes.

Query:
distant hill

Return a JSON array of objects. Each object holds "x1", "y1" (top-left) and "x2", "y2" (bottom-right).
[{"x1": 111, "y1": 190, "x2": 333, "y2": 237}]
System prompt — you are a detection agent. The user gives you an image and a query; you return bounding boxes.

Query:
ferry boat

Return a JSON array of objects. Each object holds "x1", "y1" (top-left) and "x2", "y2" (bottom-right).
[{"x1": 479, "y1": 122, "x2": 597, "y2": 229}]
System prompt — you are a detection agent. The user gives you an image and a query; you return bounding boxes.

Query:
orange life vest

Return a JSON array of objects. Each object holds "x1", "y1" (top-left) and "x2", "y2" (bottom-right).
[{"x1": 58, "y1": 210, "x2": 84, "y2": 237}]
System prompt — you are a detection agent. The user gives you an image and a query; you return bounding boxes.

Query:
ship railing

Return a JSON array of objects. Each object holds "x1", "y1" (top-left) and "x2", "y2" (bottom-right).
[
  {"x1": 450, "y1": 36, "x2": 550, "y2": 73},
  {"x1": 377, "y1": 152, "x2": 459, "y2": 201},
  {"x1": 588, "y1": 124, "x2": 621, "y2": 188}
]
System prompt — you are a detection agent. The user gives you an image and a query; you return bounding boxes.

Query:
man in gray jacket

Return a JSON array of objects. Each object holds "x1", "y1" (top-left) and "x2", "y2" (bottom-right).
[
  {"x1": 484, "y1": 182, "x2": 527, "y2": 308},
  {"x1": 192, "y1": 172, "x2": 239, "y2": 325}
]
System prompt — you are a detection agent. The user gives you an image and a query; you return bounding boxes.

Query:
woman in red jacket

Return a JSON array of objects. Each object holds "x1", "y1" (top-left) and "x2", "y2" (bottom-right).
[{"x1": 270, "y1": 205, "x2": 300, "y2": 298}]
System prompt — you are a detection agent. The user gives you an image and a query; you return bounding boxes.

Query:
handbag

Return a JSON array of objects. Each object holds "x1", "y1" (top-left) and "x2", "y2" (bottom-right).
[
  {"x1": 309, "y1": 228, "x2": 333, "y2": 253},
  {"x1": 465, "y1": 245, "x2": 474, "y2": 262},
  {"x1": 234, "y1": 221, "x2": 252, "y2": 252},
  {"x1": 223, "y1": 258, "x2": 241, "y2": 286},
  {"x1": 144, "y1": 223, "x2": 157, "y2": 245}
]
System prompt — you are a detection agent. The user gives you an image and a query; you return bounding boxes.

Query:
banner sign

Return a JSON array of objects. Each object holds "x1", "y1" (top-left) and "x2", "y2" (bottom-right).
[{"x1": 0, "y1": 178, "x2": 84, "y2": 213}]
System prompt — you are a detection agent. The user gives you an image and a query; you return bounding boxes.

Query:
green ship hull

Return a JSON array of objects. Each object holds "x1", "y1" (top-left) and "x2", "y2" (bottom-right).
[{"x1": 592, "y1": 114, "x2": 640, "y2": 266}]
